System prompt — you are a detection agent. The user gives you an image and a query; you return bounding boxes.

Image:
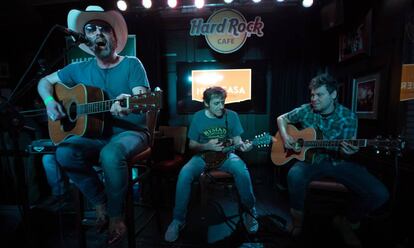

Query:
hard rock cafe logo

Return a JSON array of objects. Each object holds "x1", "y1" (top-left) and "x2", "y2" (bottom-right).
[{"x1": 190, "y1": 9, "x2": 264, "y2": 54}]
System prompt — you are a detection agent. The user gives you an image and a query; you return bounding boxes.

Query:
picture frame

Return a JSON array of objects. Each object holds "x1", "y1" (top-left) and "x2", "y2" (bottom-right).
[
  {"x1": 352, "y1": 73, "x2": 380, "y2": 119},
  {"x1": 338, "y1": 10, "x2": 372, "y2": 62}
]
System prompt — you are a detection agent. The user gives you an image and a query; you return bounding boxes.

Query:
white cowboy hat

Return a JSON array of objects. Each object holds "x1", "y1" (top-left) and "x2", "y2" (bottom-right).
[{"x1": 67, "y1": 5, "x2": 128, "y2": 55}]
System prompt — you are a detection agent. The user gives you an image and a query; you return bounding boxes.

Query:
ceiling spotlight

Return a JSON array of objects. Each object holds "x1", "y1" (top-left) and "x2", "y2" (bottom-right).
[
  {"x1": 168, "y1": 0, "x2": 177, "y2": 8},
  {"x1": 142, "y1": 0, "x2": 152, "y2": 9},
  {"x1": 276, "y1": 0, "x2": 285, "y2": 2},
  {"x1": 195, "y1": 0, "x2": 205, "y2": 9},
  {"x1": 117, "y1": 0, "x2": 127, "y2": 11},
  {"x1": 302, "y1": 0, "x2": 313, "y2": 8},
  {"x1": 224, "y1": 0, "x2": 234, "y2": 3},
  {"x1": 253, "y1": 0, "x2": 262, "y2": 3}
]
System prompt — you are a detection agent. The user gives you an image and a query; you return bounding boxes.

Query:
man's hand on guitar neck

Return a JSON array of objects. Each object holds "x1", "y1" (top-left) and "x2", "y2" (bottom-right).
[
  {"x1": 340, "y1": 141, "x2": 359, "y2": 155},
  {"x1": 239, "y1": 140, "x2": 253, "y2": 152},
  {"x1": 233, "y1": 136, "x2": 253, "y2": 152},
  {"x1": 111, "y1": 94, "x2": 131, "y2": 117},
  {"x1": 46, "y1": 98, "x2": 66, "y2": 121}
]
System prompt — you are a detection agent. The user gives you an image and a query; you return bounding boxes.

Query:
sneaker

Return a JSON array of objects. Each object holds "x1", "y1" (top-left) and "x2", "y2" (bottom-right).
[
  {"x1": 242, "y1": 208, "x2": 259, "y2": 234},
  {"x1": 164, "y1": 219, "x2": 184, "y2": 242}
]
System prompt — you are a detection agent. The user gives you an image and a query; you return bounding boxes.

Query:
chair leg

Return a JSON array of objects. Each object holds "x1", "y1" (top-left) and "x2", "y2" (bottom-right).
[
  {"x1": 199, "y1": 176, "x2": 209, "y2": 221},
  {"x1": 74, "y1": 187, "x2": 86, "y2": 248},
  {"x1": 127, "y1": 177, "x2": 136, "y2": 248}
]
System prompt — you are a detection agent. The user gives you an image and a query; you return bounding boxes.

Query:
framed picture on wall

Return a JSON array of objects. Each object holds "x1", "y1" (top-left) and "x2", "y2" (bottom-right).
[
  {"x1": 352, "y1": 73, "x2": 380, "y2": 119},
  {"x1": 338, "y1": 10, "x2": 372, "y2": 62}
]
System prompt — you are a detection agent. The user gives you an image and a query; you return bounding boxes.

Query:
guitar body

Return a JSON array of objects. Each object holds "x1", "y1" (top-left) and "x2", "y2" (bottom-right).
[
  {"x1": 271, "y1": 125, "x2": 317, "y2": 166},
  {"x1": 49, "y1": 83, "x2": 105, "y2": 144},
  {"x1": 201, "y1": 151, "x2": 228, "y2": 170}
]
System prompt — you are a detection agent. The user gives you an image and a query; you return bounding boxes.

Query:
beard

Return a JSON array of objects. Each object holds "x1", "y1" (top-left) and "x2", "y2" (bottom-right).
[{"x1": 92, "y1": 36, "x2": 116, "y2": 59}]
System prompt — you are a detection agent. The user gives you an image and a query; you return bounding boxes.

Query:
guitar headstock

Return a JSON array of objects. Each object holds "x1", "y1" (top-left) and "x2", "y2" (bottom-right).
[
  {"x1": 252, "y1": 132, "x2": 272, "y2": 148},
  {"x1": 129, "y1": 89, "x2": 162, "y2": 113}
]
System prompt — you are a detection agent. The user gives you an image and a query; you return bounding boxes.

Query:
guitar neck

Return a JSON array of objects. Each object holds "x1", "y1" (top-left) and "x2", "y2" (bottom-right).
[
  {"x1": 222, "y1": 143, "x2": 243, "y2": 153},
  {"x1": 303, "y1": 139, "x2": 389, "y2": 148},
  {"x1": 77, "y1": 99, "x2": 121, "y2": 115}
]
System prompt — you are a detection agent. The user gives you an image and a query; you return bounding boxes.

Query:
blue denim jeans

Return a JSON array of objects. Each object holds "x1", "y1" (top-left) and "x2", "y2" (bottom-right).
[
  {"x1": 173, "y1": 153, "x2": 256, "y2": 222},
  {"x1": 42, "y1": 154, "x2": 68, "y2": 196},
  {"x1": 55, "y1": 131, "x2": 148, "y2": 218},
  {"x1": 287, "y1": 159, "x2": 389, "y2": 222}
]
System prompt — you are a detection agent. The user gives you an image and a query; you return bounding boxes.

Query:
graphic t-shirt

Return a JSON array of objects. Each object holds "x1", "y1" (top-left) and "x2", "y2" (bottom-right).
[{"x1": 188, "y1": 109, "x2": 243, "y2": 144}]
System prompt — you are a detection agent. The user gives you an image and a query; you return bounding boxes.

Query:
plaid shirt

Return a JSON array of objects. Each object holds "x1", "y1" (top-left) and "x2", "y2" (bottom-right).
[{"x1": 286, "y1": 103, "x2": 358, "y2": 163}]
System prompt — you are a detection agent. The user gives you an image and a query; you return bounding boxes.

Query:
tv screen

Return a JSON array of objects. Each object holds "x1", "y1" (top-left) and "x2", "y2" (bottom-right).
[{"x1": 176, "y1": 60, "x2": 267, "y2": 114}]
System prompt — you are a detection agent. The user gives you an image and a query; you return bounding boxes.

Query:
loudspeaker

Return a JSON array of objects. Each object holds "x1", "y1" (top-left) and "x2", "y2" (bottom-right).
[{"x1": 321, "y1": 0, "x2": 344, "y2": 30}]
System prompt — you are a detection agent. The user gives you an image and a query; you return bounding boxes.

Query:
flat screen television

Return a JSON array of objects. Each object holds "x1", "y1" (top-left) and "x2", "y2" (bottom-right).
[{"x1": 176, "y1": 60, "x2": 267, "y2": 114}]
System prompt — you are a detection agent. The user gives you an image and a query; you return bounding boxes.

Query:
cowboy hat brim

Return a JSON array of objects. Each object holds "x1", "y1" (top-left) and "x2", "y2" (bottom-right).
[{"x1": 67, "y1": 6, "x2": 128, "y2": 55}]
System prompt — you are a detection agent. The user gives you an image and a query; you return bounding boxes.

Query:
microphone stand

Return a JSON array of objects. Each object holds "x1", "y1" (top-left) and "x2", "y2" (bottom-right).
[{"x1": 0, "y1": 24, "x2": 87, "y2": 247}]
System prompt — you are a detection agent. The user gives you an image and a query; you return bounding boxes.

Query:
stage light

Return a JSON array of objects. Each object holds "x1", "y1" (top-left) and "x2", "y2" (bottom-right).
[
  {"x1": 252, "y1": 0, "x2": 262, "y2": 3},
  {"x1": 302, "y1": 0, "x2": 313, "y2": 8},
  {"x1": 168, "y1": 0, "x2": 177, "y2": 8},
  {"x1": 142, "y1": 0, "x2": 152, "y2": 9},
  {"x1": 195, "y1": 0, "x2": 205, "y2": 9},
  {"x1": 224, "y1": 0, "x2": 234, "y2": 3},
  {"x1": 117, "y1": 0, "x2": 127, "y2": 11},
  {"x1": 276, "y1": 0, "x2": 285, "y2": 2}
]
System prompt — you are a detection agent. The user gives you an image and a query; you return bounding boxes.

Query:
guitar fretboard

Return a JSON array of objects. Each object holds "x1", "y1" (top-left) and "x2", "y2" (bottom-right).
[
  {"x1": 77, "y1": 99, "x2": 123, "y2": 115},
  {"x1": 303, "y1": 139, "x2": 393, "y2": 148}
]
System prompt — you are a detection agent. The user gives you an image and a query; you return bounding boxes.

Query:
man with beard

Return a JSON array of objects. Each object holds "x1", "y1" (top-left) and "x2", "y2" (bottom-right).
[
  {"x1": 37, "y1": 5, "x2": 150, "y2": 244},
  {"x1": 164, "y1": 86, "x2": 259, "y2": 242},
  {"x1": 277, "y1": 73, "x2": 388, "y2": 246}
]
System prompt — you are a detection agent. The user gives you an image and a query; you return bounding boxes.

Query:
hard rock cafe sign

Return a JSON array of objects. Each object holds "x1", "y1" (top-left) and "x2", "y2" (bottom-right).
[{"x1": 189, "y1": 9, "x2": 264, "y2": 54}]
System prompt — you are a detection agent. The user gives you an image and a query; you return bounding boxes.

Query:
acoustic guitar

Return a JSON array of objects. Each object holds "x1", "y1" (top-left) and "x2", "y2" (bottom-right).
[
  {"x1": 271, "y1": 124, "x2": 404, "y2": 166},
  {"x1": 201, "y1": 132, "x2": 272, "y2": 170},
  {"x1": 43, "y1": 83, "x2": 161, "y2": 145}
]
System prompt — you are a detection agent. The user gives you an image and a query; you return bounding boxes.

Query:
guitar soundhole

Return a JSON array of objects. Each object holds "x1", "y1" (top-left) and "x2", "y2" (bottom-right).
[
  {"x1": 68, "y1": 102, "x2": 77, "y2": 121},
  {"x1": 60, "y1": 102, "x2": 77, "y2": 132}
]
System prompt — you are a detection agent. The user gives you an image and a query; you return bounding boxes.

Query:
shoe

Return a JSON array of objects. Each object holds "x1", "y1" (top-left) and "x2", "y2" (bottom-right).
[
  {"x1": 286, "y1": 223, "x2": 302, "y2": 238},
  {"x1": 35, "y1": 195, "x2": 66, "y2": 211},
  {"x1": 164, "y1": 219, "x2": 184, "y2": 242},
  {"x1": 108, "y1": 218, "x2": 127, "y2": 245},
  {"x1": 333, "y1": 216, "x2": 362, "y2": 248},
  {"x1": 242, "y1": 208, "x2": 259, "y2": 234}
]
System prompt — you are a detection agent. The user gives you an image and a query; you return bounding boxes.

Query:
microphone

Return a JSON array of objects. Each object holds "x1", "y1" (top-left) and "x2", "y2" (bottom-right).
[{"x1": 56, "y1": 25, "x2": 91, "y2": 45}]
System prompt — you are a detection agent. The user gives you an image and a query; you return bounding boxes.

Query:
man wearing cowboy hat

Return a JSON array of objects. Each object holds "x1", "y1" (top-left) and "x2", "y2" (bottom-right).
[{"x1": 37, "y1": 5, "x2": 150, "y2": 244}]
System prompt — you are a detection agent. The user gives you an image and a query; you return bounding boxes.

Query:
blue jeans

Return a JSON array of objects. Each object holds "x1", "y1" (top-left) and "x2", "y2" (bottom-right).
[
  {"x1": 55, "y1": 131, "x2": 148, "y2": 218},
  {"x1": 42, "y1": 154, "x2": 68, "y2": 196},
  {"x1": 287, "y1": 159, "x2": 389, "y2": 222},
  {"x1": 173, "y1": 153, "x2": 256, "y2": 222}
]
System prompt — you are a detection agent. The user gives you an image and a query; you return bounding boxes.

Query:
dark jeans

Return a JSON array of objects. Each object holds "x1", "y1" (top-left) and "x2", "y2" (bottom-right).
[
  {"x1": 173, "y1": 153, "x2": 256, "y2": 222},
  {"x1": 55, "y1": 131, "x2": 148, "y2": 218},
  {"x1": 287, "y1": 159, "x2": 389, "y2": 222}
]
